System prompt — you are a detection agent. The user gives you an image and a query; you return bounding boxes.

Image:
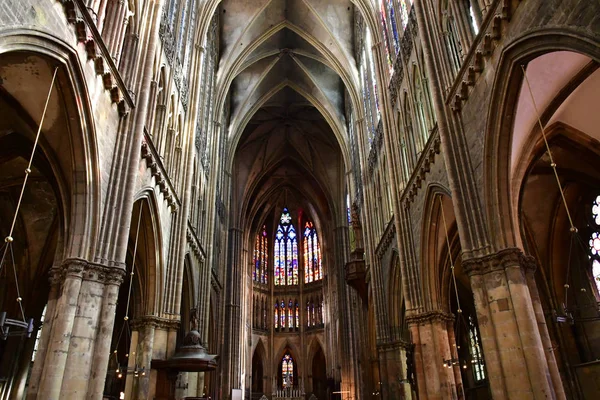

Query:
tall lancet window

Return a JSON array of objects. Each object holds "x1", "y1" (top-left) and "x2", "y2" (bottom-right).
[
  {"x1": 288, "y1": 299, "x2": 294, "y2": 328},
  {"x1": 253, "y1": 226, "x2": 268, "y2": 284},
  {"x1": 589, "y1": 195, "x2": 600, "y2": 294},
  {"x1": 274, "y1": 208, "x2": 298, "y2": 285},
  {"x1": 280, "y1": 300, "x2": 286, "y2": 327},
  {"x1": 304, "y1": 221, "x2": 322, "y2": 283},
  {"x1": 282, "y1": 353, "x2": 294, "y2": 388}
]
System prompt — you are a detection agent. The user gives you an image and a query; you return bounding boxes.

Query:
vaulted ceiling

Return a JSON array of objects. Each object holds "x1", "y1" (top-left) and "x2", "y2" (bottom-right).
[{"x1": 222, "y1": 0, "x2": 357, "y2": 230}]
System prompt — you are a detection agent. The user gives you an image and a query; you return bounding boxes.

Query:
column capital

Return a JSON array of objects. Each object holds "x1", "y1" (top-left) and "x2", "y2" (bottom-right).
[
  {"x1": 377, "y1": 339, "x2": 412, "y2": 352},
  {"x1": 131, "y1": 316, "x2": 180, "y2": 331},
  {"x1": 55, "y1": 258, "x2": 126, "y2": 285},
  {"x1": 405, "y1": 310, "x2": 454, "y2": 326},
  {"x1": 462, "y1": 247, "x2": 535, "y2": 276}
]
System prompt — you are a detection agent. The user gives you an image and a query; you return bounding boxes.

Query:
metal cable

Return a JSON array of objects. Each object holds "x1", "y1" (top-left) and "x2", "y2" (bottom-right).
[
  {"x1": 439, "y1": 195, "x2": 462, "y2": 314},
  {"x1": 0, "y1": 67, "x2": 58, "y2": 323}
]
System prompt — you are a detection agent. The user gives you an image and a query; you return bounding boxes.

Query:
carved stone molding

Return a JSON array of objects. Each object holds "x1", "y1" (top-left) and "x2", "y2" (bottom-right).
[
  {"x1": 56, "y1": 258, "x2": 126, "y2": 286},
  {"x1": 406, "y1": 310, "x2": 455, "y2": 326},
  {"x1": 141, "y1": 140, "x2": 179, "y2": 213},
  {"x1": 375, "y1": 217, "x2": 396, "y2": 259},
  {"x1": 62, "y1": 258, "x2": 86, "y2": 279},
  {"x1": 131, "y1": 316, "x2": 180, "y2": 331},
  {"x1": 446, "y1": 0, "x2": 522, "y2": 112},
  {"x1": 59, "y1": 0, "x2": 132, "y2": 116},
  {"x1": 377, "y1": 339, "x2": 412, "y2": 352},
  {"x1": 402, "y1": 132, "x2": 441, "y2": 208},
  {"x1": 462, "y1": 247, "x2": 534, "y2": 276},
  {"x1": 187, "y1": 225, "x2": 206, "y2": 261}
]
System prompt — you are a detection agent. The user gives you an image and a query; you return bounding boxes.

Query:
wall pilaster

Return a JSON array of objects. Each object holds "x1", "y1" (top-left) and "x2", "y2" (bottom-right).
[
  {"x1": 463, "y1": 248, "x2": 561, "y2": 399},
  {"x1": 406, "y1": 311, "x2": 460, "y2": 400}
]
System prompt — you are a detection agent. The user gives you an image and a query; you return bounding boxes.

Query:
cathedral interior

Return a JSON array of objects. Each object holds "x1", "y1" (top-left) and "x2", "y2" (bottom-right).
[{"x1": 0, "y1": 0, "x2": 599, "y2": 399}]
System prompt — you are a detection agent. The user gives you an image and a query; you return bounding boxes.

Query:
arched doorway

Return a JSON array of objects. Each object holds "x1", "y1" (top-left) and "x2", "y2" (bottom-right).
[
  {"x1": 311, "y1": 345, "x2": 327, "y2": 399},
  {"x1": 251, "y1": 342, "x2": 265, "y2": 394}
]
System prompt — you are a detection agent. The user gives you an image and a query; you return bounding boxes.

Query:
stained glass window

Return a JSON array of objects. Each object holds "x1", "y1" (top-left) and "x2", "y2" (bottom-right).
[
  {"x1": 307, "y1": 300, "x2": 315, "y2": 327},
  {"x1": 275, "y1": 208, "x2": 298, "y2": 285},
  {"x1": 589, "y1": 196, "x2": 600, "y2": 293},
  {"x1": 295, "y1": 301, "x2": 299, "y2": 328},
  {"x1": 469, "y1": 316, "x2": 486, "y2": 381},
  {"x1": 378, "y1": 0, "x2": 393, "y2": 74},
  {"x1": 288, "y1": 299, "x2": 294, "y2": 328},
  {"x1": 282, "y1": 353, "x2": 294, "y2": 388},
  {"x1": 280, "y1": 300, "x2": 286, "y2": 328},
  {"x1": 387, "y1": 1, "x2": 400, "y2": 53},
  {"x1": 274, "y1": 301, "x2": 279, "y2": 329},
  {"x1": 304, "y1": 221, "x2": 322, "y2": 283},
  {"x1": 469, "y1": 5, "x2": 479, "y2": 35},
  {"x1": 253, "y1": 226, "x2": 268, "y2": 284},
  {"x1": 366, "y1": 30, "x2": 381, "y2": 123},
  {"x1": 399, "y1": 0, "x2": 409, "y2": 30}
]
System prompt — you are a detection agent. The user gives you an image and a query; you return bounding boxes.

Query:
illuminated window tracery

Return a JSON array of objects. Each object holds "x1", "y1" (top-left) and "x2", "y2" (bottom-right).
[
  {"x1": 275, "y1": 208, "x2": 298, "y2": 286},
  {"x1": 589, "y1": 196, "x2": 600, "y2": 293},
  {"x1": 253, "y1": 226, "x2": 268, "y2": 284},
  {"x1": 304, "y1": 221, "x2": 322, "y2": 283},
  {"x1": 281, "y1": 353, "x2": 294, "y2": 388}
]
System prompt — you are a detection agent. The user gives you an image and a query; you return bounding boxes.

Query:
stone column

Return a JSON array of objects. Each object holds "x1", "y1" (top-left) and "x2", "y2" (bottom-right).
[
  {"x1": 88, "y1": 265, "x2": 126, "y2": 399},
  {"x1": 130, "y1": 317, "x2": 156, "y2": 400},
  {"x1": 406, "y1": 311, "x2": 459, "y2": 400},
  {"x1": 26, "y1": 268, "x2": 62, "y2": 400},
  {"x1": 463, "y1": 248, "x2": 559, "y2": 399},
  {"x1": 37, "y1": 259, "x2": 86, "y2": 399},
  {"x1": 377, "y1": 342, "x2": 411, "y2": 399},
  {"x1": 61, "y1": 262, "x2": 117, "y2": 398},
  {"x1": 222, "y1": 227, "x2": 243, "y2": 398},
  {"x1": 523, "y1": 258, "x2": 566, "y2": 400}
]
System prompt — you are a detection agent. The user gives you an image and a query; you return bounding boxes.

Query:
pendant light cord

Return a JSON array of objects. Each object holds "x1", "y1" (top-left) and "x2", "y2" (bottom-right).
[
  {"x1": 520, "y1": 65, "x2": 576, "y2": 232},
  {"x1": 0, "y1": 66, "x2": 58, "y2": 322},
  {"x1": 439, "y1": 195, "x2": 462, "y2": 315},
  {"x1": 521, "y1": 65, "x2": 580, "y2": 309}
]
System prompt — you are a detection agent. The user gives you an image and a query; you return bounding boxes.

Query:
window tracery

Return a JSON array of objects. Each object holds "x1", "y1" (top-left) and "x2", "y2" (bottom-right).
[
  {"x1": 274, "y1": 208, "x2": 298, "y2": 286},
  {"x1": 253, "y1": 226, "x2": 268, "y2": 284},
  {"x1": 589, "y1": 195, "x2": 600, "y2": 294},
  {"x1": 468, "y1": 316, "x2": 486, "y2": 382},
  {"x1": 281, "y1": 353, "x2": 294, "y2": 388},
  {"x1": 304, "y1": 221, "x2": 322, "y2": 283}
]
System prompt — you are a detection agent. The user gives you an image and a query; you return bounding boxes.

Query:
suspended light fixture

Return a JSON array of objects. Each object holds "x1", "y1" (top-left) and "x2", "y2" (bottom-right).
[{"x1": 0, "y1": 66, "x2": 58, "y2": 340}]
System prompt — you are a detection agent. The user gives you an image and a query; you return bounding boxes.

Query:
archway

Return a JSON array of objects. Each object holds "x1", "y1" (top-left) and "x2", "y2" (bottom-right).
[
  {"x1": 0, "y1": 47, "x2": 98, "y2": 399},
  {"x1": 104, "y1": 198, "x2": 160, "y2": 399},
  {"x1": 418, "y1": 190, "x2": 491, "y2": 399},
  {"x1": 311, "y1": 345, "x2": 327, "y2": 399},
  {"x1": 512, "y1": 51, "x2": 600, "y2": 398},
  {"x1": 251, "y1": 341, "x2": 266, "y2": 394}
]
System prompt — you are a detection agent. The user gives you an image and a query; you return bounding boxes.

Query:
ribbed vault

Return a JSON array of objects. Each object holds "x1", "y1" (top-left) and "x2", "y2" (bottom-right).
[{"x1": 223, "y1": 0, "x2": 354, "y2": 229}]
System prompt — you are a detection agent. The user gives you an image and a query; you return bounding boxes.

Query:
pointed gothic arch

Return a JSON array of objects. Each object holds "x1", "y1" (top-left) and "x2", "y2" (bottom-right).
[
  {"x1": 484, "y1": 29, "x2": 600, "y2": 252},
  {"x1": 252, "y1": 339, "x2": 267, "y2": 393}
]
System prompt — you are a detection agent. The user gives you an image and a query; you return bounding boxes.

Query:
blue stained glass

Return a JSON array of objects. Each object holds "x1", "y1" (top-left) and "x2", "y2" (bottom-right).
[
  {"x1": 275, "y1": 208, "x2": 299, "y2": 286},
  {"x1": 389, "y1": 5, "x2": 400, "y2": 53}
]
